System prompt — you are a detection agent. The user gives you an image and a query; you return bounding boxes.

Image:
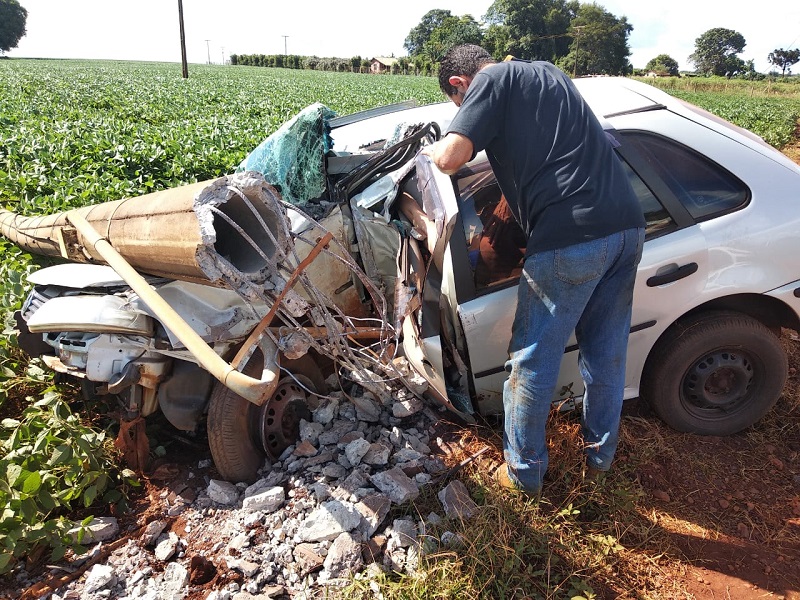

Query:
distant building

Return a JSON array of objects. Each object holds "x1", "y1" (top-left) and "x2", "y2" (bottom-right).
[{"x1": 369, "y1": 57, "x2": 398, "y2": 74}]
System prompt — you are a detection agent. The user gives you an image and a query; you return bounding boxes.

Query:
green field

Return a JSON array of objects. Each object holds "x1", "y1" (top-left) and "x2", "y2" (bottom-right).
[{"x1": 0, "y1": 60, "x2": 443, "y2": 217}]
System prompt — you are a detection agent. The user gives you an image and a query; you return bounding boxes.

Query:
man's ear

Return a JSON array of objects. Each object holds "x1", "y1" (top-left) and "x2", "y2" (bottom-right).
[{"x1": 448, "y1": 75, "x2": 463, "y2": 88}]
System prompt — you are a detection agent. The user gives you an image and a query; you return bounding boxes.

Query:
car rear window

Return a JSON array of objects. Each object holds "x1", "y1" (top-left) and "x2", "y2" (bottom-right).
[{"x1": 619, "y1": 132, "x2": 750, "y2": 221}]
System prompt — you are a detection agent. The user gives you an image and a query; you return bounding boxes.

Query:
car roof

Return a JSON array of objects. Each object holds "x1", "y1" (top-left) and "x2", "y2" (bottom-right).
[
  {"x1": 577, "y1": 77, "x2": 800, "y2": 173},
  {"x1": 572, "y1": 77, "x2": 666, "y2": 118}
]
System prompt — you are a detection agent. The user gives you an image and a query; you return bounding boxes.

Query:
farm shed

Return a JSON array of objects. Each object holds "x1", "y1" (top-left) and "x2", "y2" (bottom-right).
[{"x1": 369, "y1": 57, "x2": 398, "y2": 74}]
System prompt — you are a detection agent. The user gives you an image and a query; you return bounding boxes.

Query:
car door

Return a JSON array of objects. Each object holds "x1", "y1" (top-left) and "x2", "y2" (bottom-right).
[{"x1": 446, "y1": 124, "x2": 717, "y2": 417}]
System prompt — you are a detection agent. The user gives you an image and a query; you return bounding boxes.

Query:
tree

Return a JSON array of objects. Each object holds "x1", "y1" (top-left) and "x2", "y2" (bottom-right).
[
  {"x1": 404, "y1": 9, "x2": 453, "y2": 56},
  {"x1": 484, "y1": 0, "x2": 577, "y2": 63},
  {"x1": 645, "y1": 54, "x2": 680, "y2": 76},
  {"x1": 768, "y1": 48, "x2": 800, "y2": 77},
  {"x1": 0, "y1": 0, "x2": 27, "y2": 53},
  {"x1": 555, "y1": 3, "x2": 632, "y2": 76},
  {"x1": 423, "y1": 15, "x2": 484, "y2": 62},
  {"x1": 483, "y1": 23, "x2": 512, "y2": 60},
  {"x1": 689, "y1": 28, "x2": 746, "y2": 76}
]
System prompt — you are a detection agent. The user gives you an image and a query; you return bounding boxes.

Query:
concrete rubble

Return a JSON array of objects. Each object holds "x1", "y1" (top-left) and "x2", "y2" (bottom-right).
[{"x1": 16, "y1": 388, "x2": 487, "y2": 600}]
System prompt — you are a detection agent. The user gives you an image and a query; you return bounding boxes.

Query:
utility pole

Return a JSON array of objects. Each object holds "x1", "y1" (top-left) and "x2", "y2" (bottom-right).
[
  {"x1": 572, "y1": 26, "x2": 585, "y2": 78},
  {"x1": 178, "y1": 0, "x2": 188, "y2": 78},
  {"x1": 221, "y1": 47, "x2": 225, "y2": 65},
  {"x1": 205, "y1": 39, "x2": 211, "y2": 65},
  {"x1": 282, "y1": 35, "x2": 289, "y2": 56}
]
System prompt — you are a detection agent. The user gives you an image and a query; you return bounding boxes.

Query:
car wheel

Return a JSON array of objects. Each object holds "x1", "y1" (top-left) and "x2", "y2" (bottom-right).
[
  {"x1": 207, "y1": 352, "x2": 319, "y2": 483},
  {"x1": 641, "y1": 310, "x2": 787, "y2": 436}
]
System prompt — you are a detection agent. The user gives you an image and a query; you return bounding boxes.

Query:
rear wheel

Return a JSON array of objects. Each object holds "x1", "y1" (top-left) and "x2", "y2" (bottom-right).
[
  {"x1": 207, "y1": 353, "x2": 322, "y2": 482},
  {"x1": 641, "y1": 311, "x2": 787, "y2": 435}
]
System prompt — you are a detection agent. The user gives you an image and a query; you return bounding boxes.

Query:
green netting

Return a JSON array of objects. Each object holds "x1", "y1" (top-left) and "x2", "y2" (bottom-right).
[{"x1": 237, "y1": 103, "x2": 335, "y2": 206}]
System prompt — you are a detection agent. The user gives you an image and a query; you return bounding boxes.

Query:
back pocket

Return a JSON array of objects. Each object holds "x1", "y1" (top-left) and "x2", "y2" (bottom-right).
[{"x1": 554, "y1": 237, "x2": 607, "y2": 285}]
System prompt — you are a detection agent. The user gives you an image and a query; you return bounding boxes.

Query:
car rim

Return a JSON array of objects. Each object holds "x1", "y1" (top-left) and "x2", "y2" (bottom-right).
[
  {"x1": 681, "y1": 349, "x2": 755, "y2": 415},
  {"x1": 257, "y1": 380, "x2": 311, "y2": 458}
]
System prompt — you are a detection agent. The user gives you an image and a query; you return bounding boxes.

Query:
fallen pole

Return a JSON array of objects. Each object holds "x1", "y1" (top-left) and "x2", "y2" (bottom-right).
[{"x1": 66, "y1": 211, "x2": 280, "y2": 406}]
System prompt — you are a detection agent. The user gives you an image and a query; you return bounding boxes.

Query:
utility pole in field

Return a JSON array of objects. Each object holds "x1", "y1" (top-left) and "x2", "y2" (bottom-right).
[
  {"x1": 572, "y1": 26, "x2": 585, "y2": 77},
  {"x1": 282, "y1": 35, "x2": 289, "y2": 56},
  {"x1": 205, "y1": 39, "x2": 211, "y2": 64},
  {"x1": 178, "y1": 0, "x2": 188, "y2": 78}
]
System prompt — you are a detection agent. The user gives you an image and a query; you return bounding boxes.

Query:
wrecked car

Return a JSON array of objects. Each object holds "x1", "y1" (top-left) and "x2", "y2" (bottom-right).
[{"x1": 5, "y1": 77, "x2": 800, "y2": 483}]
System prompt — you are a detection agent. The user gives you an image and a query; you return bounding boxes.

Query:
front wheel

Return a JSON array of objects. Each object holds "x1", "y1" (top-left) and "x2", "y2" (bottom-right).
[
  {"x1": 641, "y1": 311, "x2": 787, "y2": 436},
  {"x1": 207, "y1": 353, "x2": 319, "y2": 482}
]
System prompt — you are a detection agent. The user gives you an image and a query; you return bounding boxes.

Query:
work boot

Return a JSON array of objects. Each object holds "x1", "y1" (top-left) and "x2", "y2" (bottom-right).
[
  {"x1": 495, "y1": 463, "x2": 540, "y2": 500},
  {"x1": 583, "y1": 464, "x2": 608, "y2": 485}
]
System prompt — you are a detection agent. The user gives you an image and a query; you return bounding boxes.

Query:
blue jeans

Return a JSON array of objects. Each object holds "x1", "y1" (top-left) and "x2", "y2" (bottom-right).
[{"x1": 503, "y1": 228, "x2": 644, "y2": 492}]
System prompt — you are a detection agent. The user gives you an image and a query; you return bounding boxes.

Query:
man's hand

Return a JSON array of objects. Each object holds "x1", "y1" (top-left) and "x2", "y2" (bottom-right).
[{"x1": 421, "y1": 133, "x2": 474, "y2": 175}]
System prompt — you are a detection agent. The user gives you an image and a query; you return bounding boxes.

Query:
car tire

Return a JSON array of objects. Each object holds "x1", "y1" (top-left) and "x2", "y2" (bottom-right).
[
  {"x1": 641, "y1": 310, "x2": 787, "y2": 436},
  {"x1": 207, "y1": 353, "x2": 321, "y2": 483}
]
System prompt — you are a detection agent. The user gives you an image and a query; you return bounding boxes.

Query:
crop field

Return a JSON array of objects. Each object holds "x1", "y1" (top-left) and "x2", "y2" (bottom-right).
[
  {"x1": 0, "y1": 60, "x2": 443, "y2": 218},
  {"x1": 2, "y1": 61, "x2": 799, "y2": 221}
]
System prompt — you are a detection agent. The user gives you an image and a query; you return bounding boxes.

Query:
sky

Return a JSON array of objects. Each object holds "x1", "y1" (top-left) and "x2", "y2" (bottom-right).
[{"x1": 7, "y1": 0, "x2": 800, "y2": 73}]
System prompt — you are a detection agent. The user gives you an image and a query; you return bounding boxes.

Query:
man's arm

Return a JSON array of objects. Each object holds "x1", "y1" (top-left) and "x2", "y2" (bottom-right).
[{"x1": 422, "y1": 132, "x2": 474, "y2": 175}]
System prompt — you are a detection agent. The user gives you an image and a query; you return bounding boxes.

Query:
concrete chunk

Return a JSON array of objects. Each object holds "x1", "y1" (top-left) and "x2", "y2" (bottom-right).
[
  {"x1": 323, "y1": 531, "x2": 364, "y2": 579},
  {"x1": 297, "y1": 500, "x2": 361, "y2": 542},
  {"x1": 370, "y1": 467, "x2": 420, "y2": 504},
  {"x1": 207, "y1": 479, "x2": 240, "y2": 505},
  {"x1": 437, "y1": 480, "x2": 478, "y2": 520},
  {"x1": 345, "y1": 438, "x2": 371, "y2": 466},
  {"x1": 242, "y1": 486, "x2": 285, "y2": 513},
  {"x1": 355, "y1": 493, "x2": 391, "y2": 537},
  {"x1": 68, "y1": 516, "x2": 119, "y2": 544}
]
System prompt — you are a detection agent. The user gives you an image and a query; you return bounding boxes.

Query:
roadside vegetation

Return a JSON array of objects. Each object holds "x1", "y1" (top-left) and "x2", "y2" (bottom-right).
[{"x1": 0, "y1": 60, "x2": 799, "y2": 592}]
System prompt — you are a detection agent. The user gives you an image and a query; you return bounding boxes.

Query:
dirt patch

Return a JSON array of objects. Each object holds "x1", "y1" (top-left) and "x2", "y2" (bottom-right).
[{"x1": 622, "y1": 331, "x2": 800, "y2": 599}]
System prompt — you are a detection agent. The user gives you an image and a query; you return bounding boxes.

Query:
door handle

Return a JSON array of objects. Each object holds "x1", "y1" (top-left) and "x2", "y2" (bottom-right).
[{"x1": 646, "y1": 262, "x2": 698, "y2": 287}]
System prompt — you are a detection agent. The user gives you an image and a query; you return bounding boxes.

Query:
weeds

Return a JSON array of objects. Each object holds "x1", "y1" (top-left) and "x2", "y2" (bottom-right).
[{"x1": 0, "y1": 389, "x2": 138, "y2": 574}]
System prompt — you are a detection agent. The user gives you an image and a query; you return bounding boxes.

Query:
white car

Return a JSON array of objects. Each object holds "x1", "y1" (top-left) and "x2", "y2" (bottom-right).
[
  {"x1": 14, "y1": 77, "x2": 800, "y2": 482},
  {"x1": 331, "y1": 76, "x2": 800, "y2": 436}
]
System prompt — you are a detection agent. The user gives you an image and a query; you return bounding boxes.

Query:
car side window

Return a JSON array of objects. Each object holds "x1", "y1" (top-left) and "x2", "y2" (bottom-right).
[
  {"x1": 620, "y1": 132, "x2": 749, "y2": 221},
  {"x1": 618, "y1": 159, "x2": 676, "y2": 239},
  {"x1": 455, "y1": 168, "x2": 526, "y2": 291}
]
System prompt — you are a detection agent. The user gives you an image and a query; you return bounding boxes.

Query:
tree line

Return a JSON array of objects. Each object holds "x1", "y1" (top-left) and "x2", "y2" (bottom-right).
[
  {"x1": 229, "y1": 54, "x2": 438, "y2": 75},
  {"x1": 404, "y1": 3, "x2": 800, "y2": 79},
  {"x1": 405, "y1": 0, "x2": 635, "y2": 77}
]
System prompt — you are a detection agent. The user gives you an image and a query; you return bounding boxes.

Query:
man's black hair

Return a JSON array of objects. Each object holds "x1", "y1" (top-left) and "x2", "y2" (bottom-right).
[{"x1": 438, "y1": 44, "x2": 496, "y2": 96}]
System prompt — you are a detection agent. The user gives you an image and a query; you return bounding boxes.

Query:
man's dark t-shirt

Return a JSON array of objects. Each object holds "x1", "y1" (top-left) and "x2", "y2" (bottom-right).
[{"x1": 447, "y1": 60, "x2": 645, "y2": 256}]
